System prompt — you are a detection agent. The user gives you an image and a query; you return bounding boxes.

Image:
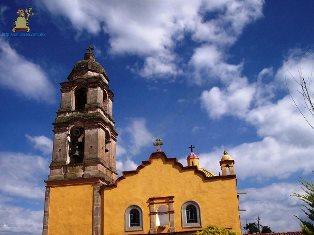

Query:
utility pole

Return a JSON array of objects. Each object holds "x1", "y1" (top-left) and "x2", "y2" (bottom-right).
[{"x1": 257, "y1": 216, "x2": 261, "y2": 233}]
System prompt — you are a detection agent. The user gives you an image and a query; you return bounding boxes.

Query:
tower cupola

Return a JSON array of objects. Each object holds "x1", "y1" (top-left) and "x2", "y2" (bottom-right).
[
  {"x1": 220, "y1": 150, "x2": 235, "y2": 176},
  {"x1": 187, "y1": 145, "x2": 200, "y2": 167}
]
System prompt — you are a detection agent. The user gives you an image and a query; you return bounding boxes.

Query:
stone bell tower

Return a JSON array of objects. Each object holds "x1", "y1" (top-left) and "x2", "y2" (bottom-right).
[
  {"x1": 42, "y1": 47, "x2": 118, "y2": 235},
  {"x1": 48, "y1": 46, "x2": 118, "y2": 182}
]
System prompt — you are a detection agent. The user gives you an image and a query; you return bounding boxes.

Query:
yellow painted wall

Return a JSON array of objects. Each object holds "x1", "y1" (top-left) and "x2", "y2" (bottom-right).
[
  {"x1": 48, "y1": 184, "x2": 93, "y2": 235},
  {"x1": 103, "y1": 156, "x2": 241, "y2": 235}
]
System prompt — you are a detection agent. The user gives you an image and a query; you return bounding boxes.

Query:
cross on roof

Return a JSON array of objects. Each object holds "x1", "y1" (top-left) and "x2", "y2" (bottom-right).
[
  {"x1": 86, "y1": 45, "x2": 94, "y2": 53},
  {"x1": 153, "y1": 138, "x2": 163, "y2": 152},
  {"x1": 188, "y1": 145, "x2": 195, "y2": 153}
]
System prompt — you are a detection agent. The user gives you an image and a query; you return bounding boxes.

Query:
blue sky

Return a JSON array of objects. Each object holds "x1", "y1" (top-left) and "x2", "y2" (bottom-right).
[{"x1": 1, "y1": 0, "x2": 314, "y2": 234}]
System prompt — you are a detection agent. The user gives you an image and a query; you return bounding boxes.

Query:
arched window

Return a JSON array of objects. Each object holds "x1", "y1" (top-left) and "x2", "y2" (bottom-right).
[
  {"x1": 181, "y1": 201, "x2": 201, "y2": 228},
  {"x1": 103, "y1": 90, "x2": 109, "y2": 113},
  {"x1": 75, "y1": 87, "x2": 87, "y2": 111},
  {"x1": 125, "y1": 205, "x2": 143, "y2": 231}
]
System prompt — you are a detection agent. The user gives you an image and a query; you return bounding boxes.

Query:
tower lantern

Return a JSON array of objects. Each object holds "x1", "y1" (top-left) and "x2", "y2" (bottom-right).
[{"x1": 220, "y1": 150, "x2": 235, "y2": 176}]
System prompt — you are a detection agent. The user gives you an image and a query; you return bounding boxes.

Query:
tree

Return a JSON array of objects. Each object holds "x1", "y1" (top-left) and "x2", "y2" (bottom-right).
[
  {"x1": 244, "y1": 223, "x2": 259, "y2": 233},
  {"x1": 287, "y1": 71, "x2": 314, "y2": 129},
  {"x1": 244, "y1": 221, "x2": 272, "y2": 234},
  {"x1": 195, "y1": 225, "x2": 238, "y2": 235},
  {"x1": 261, "y1": 226, "x2": 272, "y2": 233},
  {"x1": 293, "y1": 174, "x2": 314, "y2": 235}
]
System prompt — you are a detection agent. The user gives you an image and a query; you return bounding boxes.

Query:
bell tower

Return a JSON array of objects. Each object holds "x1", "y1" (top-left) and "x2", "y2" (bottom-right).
[
  {"x1": 48, "y1": 46, "x2": 118, "y2": 182},
  {"x1": 42, "y1": 47, "x2": 117, "y2": 235}
]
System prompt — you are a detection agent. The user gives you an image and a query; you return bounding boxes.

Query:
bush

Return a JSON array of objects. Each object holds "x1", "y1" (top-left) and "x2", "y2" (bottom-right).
[{"x1": 195, "y1": 225, "x2": 239, "y2": 235}]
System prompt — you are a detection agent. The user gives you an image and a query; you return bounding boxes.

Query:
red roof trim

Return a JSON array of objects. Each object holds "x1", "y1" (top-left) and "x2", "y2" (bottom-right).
[{"x1": 244, "y1": 232, "x2": 302, "y2": 235}]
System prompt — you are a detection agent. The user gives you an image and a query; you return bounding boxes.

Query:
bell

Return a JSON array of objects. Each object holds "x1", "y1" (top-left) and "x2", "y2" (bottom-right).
[{"x1": 72, "y1": 145, "x2": 80, "y2": 157}]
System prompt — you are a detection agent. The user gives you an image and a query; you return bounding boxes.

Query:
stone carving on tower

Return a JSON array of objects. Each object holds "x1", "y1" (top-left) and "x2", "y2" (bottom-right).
[{"x1": 48, "y1": 46, "x2": 118, "y2": 183}]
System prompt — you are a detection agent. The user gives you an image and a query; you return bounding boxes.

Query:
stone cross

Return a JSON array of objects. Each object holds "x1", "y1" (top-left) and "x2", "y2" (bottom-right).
[
  {"x1": 86, "y1": 45, "x2": 94, "y2": 53},
  {"x1": 188, "y1": 145, "x2": 195, "y2": 153},
  {"x1": 153, "y1": 138, "x2": 163, "y2": 152}
]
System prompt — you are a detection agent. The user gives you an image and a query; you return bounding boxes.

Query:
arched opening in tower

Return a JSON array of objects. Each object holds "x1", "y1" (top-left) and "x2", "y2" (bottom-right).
[
  {"x1": 75, "y1": 87, "x2": 87, "y2": 111},
  {"x1": 69, "y1": 127, "x2": 85, "y2": 164}
]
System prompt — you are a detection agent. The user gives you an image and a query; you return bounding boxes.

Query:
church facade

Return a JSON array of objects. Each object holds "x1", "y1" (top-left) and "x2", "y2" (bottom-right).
[{"x1": 42, "y1": 48, "x2": 242, "y2": 235}]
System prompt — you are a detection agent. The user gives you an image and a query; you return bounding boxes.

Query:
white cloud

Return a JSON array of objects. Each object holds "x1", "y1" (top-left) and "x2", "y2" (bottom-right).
[
  {"x1": 0, "y1": 201, "x2": 42, "y2": 235},
  {"x1": 116, "y1": 118, "x2": 155, "y2": 174},
  {"x1": 124, "y1": 118, "x2": 154, "y2": 156},
  {"x1": 37, "y1": 0, "x2": 264, "y2": 78},
  {"x1": 189, "y1": 45, "x2": 244, "y2": 84},
  {"x1": 116, "y1": 158, "x2": 138, "y2": 173},
  {"x1": 240, "y1": 183, "x2": 303, "y2": 232},
  {"x1": 200, "y1": 76, "x2": 256, "y2": 119},
  {"x1": 0, "y1": 152, "x2": 48, "y2": 200},
  {"x1": 200, "y1": 136, "x2": 314, "y2": 181},
  {"x1": 199, "y1": 50, "x2": 314, "y2": 180},
  {"x1": 26, "y1": 135, "x2": 53, "y2": 155},
  {"x1": 0, "y1": 39, "x2": 55, "y2": 103}
]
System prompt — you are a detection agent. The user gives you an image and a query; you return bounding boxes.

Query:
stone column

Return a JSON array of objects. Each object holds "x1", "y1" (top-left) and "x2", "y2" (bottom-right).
[
  {"x1": 93, "y1": 183, "x2": 102, "y2": 235},
  {"x1": 42, "y1": 187, "x2": 50, "y2": 235},
  {"x1": 169, "y1": 200, "x2": 175, "y2": 232},
  {"x1": 149, "y1": 203, "x2": 156, "y2": 234}
]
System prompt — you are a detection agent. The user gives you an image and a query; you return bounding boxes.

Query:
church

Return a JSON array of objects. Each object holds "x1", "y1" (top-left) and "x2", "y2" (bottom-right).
[{"x1": 42, "y1": 48, "x2": 242, "y2": 235}]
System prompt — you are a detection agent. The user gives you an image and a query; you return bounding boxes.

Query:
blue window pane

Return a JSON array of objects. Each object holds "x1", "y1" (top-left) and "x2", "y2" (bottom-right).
[
  {"x1": 130, "y1": 209, "x2": 140, "y2": 227},
  {"x1": 186, "y1": 205, "x2": 197, "y2": 223}
]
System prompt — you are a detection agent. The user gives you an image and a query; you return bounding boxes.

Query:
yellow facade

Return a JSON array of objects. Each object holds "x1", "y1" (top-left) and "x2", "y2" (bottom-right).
[
  {"x1": 47, "y1": 184, "x2": 93, "y2": 235},
  {"x1": 43, "y1": 50, "x2": 241, "y2": 235},
  {"x1": 103, "y1": 152, "x2": 241, "y2": 234}
]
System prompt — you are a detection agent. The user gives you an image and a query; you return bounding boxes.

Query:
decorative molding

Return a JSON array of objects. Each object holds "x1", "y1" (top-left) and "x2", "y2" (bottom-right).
[
  {"x1": 45, "y1": 177, "x2": 106, "y2": 187},
  {"x1": 102, "y1": 152, "x2": 236, "y2": 189}
]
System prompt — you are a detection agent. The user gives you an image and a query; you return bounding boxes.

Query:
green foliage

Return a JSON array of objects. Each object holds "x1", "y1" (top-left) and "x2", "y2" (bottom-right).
[
  {"x1": 294, "y1": 174, "x2": 314, "y2": 235},
  {"x1": 195, "y1": 225, "x2": 238, "y2": 235},
  {"x1": 244, "y1": 222, "x2": 272, "y2": 233},
  {"x1": 261, "y1": 225, "x2": 272, "y2": 233},
  {"x1": 244, "y1": 223, "x2": 259, "y2": 233}
]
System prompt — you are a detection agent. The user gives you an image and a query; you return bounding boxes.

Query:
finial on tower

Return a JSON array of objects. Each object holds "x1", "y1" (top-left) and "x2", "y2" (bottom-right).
[
  {"x1": 187, "y1": 145, "x2": 199, "y2": 167},
  {"x1": 84, "y1": 44, "x2": 95, "y2": 61},
  {"x1": 188, "y1": 145, "x2": 195, "y2": 153},
  {"x1": 223, "y1": 150, "x2": 228, "y2": 155},
  {"x1": 153, "y1": 138, "x2": 163, "y2": 152},
  {"x1": 86, "y1": 45, "x2": 94, "y2": 53}
]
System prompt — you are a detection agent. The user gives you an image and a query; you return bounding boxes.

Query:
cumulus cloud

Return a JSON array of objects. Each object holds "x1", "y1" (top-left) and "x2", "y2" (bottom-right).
[
  {"x1": 123, "y1": 118, "x2": 155, "y2": 156},
  {"x1": 199, "y1": 51, "x2": 314, "y2": 180},
  {"x1": 116, "y1": 158, "x2": 138, "y2": 173},
  {"x1": 201, "y1": 78, "x2": 256, "y2": 118},
  {"x1": 240, "y1": 183, "x2": 303, "y2": 232},
  {"x1": 26, "y1": 135, "x2": 53, "y2": 155},
  {"x1": 0, "y1": 152, "x2": 48, "y2": 200},
  {"x1": 0, "y1": 202, "x2": 42, "y2": 235},
  {"x1": 36, "y1": 0, "x2": 264, "y2": 79},
  {"x1": 116, "y1": 118, "x2": 155, "y2": 174},
  {"x1": 200, "y1": 135, "x2": 314, "y2": 181},
  {"x1": 0, "y1": 40, "x2": 55, "y2": 103},
  {"x1": 189, "y1": 45, "x2": 244, "y2": 84}
]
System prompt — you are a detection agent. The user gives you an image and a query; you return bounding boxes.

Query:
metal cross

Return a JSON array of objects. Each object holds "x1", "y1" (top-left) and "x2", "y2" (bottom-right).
[
  {"x1": 86, "y1": 45, "x2": 94, "y2": 53},
  {"x1": 188, "y1": 145, "x2": 195, "y2": 153},
  {"x1": 153, "y1": 138, "x2": 163, "y2": 152}
]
